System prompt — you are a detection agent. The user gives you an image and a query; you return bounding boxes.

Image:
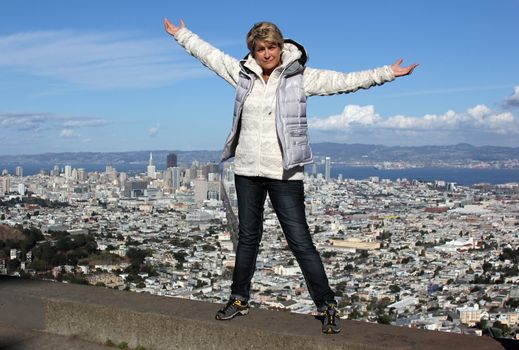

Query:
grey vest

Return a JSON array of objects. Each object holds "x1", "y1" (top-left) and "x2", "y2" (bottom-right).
[{"x1": 220, "y1": 39, "x2": 313, "y2": 170}]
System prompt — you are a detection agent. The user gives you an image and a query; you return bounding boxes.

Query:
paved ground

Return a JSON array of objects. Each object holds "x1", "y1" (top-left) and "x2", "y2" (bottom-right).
[{"x1": 0, "y1": 325, "x2": 112, "y2": 350}]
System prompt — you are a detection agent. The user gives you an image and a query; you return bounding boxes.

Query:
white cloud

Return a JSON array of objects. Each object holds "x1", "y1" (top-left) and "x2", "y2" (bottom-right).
[
  {"x1": 309, "y1": 92, "x2": 519, "y2": 145},
  {"x1": 467, "y1": 104, "x2": 491, "y2": 120},
  {"x1": 0, "y1": 30, "x2": 208, "y2": 90},
  {"x1": 381, "y1": 110, "x2": 462, "y2": 130},
  {"x1": 505, "y1": 86, "x2": 519, "y2": 108},
  {"x1": 62, "y1": 119, "x2": 109, "y2": 127},
  {"x1": 380, "y1": 107, "x2": 517, "y2": 134},
  {"x1": 148, "y1": 124, "x2": 160, "y2": 137},
  {"x1": 309, "y1": 105, "x2": 381, "y2": 130},
  {"x1": 59, "y1": 129, "x2": 79, "y2": 138},
  {"x1": 0, "y1": 112, "x2": 110, "y2": 134},
  {"x1": 0, "y1": 113, "x2": 50, "y2": 131}
]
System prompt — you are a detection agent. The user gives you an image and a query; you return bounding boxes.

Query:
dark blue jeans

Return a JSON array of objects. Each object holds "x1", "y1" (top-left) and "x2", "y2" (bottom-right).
[{"x1": 231, "y1": 175, "x2": 335, "y2": 308}]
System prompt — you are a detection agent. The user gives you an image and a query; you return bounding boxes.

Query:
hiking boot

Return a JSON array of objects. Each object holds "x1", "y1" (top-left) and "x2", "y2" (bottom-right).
[
  {"x1": 320, "y1": 302, "x2": 341, "y2": 334},
  {"x1": 215, "y1": 298, "x2": 249, "y2": 320}
]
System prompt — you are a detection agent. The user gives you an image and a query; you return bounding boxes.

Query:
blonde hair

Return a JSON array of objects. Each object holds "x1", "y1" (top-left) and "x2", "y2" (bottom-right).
[{"x1": 246, "y1": 22, "x2": 284, "y2": 54}]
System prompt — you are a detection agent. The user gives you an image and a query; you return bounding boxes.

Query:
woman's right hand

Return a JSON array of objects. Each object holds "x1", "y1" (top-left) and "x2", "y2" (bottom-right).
[{"x1": 164, "y1": 18, "x2": 185, "y2": 36}]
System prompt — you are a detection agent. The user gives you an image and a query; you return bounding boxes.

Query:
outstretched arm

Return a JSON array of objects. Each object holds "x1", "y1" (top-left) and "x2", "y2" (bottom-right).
[
  {"x1": 391, "y1": 58, "x2": 419, "y2": 77},
  {"x1": 164, "y1": 17, "x2": 240, "y2": 87},
  {"x1": 304, "y1": 58, "x2": 418, "y2": 96}
]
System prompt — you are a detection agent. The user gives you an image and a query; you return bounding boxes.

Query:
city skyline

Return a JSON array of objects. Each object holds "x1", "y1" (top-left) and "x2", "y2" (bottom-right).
[{"x1": 1, "y1": 0, "x2": 519, "y2": 156}]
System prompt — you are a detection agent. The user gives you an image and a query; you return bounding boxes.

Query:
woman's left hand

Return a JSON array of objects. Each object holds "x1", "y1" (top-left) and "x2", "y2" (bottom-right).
[
  {"x1": 391, "y1": 59, "x2": 419, "y2": 77},
  {"x1": 164, "y1": 18, "x2": 185, "y2": 37}
]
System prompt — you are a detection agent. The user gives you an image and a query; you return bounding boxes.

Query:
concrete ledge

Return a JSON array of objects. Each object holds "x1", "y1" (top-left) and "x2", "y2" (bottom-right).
[
  {"x1": 0, "y1": 325, "x2": 112, "y2": 350},
  {"x1": 0, "y1": 276, "x2": 505, "y2": 350}
]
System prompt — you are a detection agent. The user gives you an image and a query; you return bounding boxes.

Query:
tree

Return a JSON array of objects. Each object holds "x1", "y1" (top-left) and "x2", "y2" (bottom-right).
[
  {"x1": 389, "y1": 285, "x2": 401, "y2": 293},
  {"x1": 377, "y1": 314, "x2": 392, "y2": 324},
  {"x1": 201, "y1": 244, "x2": 216, "y2": 252},
  {"x1": 482, "y1": 261, "x2": 493, "y2": 273},
  {"x1": 127, "y1": 248, "x2": 147, "y2": 266},
  {"x1": 401, "y1": 256, "x2": 413, "y2": 264},
  {"x1": 493, "y1": 321, "x2": 510, "y2": 336},
  {"x1": 507, "y1": 298, "x2": 519, "y2": 308},
  {"x1": 344, "y1": 264, "x2": 355, "y2": 272},
  {"x1": 173, "y1": 250, "x2": 188, "y2": 262},
  {"x1": 322, "y1": 251, "x2": 336, "y2": 259},
  {"x1": 477, "y1": 319, "x2": 489, "y2": 330},
  {"x1": 348, "y1": 310, "x2": 362, "y2": 320}
]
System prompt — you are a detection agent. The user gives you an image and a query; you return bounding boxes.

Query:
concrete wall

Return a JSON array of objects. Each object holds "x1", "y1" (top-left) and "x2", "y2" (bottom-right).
[{"x1": 0, "y1": 276, "x2": 505, "y2": 350}]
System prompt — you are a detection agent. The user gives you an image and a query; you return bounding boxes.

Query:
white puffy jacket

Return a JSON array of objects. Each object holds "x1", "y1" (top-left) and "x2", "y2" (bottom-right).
[{"x1": 174, "y1": 28, "x2": 395, "y2": 180}]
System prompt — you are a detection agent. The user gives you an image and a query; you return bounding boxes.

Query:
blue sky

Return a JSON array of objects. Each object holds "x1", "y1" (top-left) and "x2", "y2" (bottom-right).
[{"x1": 1, "y1": 0, "x2": 518, "y2": 156}]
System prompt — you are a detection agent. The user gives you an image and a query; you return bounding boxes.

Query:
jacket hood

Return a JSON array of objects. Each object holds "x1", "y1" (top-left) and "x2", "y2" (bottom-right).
[{"x1": 283, "y1": 39, "x2": 308, "y2": 66}]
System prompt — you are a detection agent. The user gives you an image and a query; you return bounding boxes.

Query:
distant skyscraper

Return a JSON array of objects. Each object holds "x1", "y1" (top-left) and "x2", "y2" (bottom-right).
[
  {"x1": 325, "y1": 157, "x2": 331, "y2": 182},
  {"x1": 105, "y1": 165, "x2": 116, "y2": 174},
  {"x1": 311, "y1": 163, "x2": 317, "y2": 175},
  {"x1": 201, "y1": 165, "x2": 210, "y2": 180},
  {"x1": 52, "y1": 165, "x2": 60, "y2": 177},
  {"x1": 165, "y1": 167, "x2": 181, "y2": 191},
  {"x1": 0, "y1": 176, "x2": 10, "y2": 195},
  {"x1": 15, "y1": 166, "x2": 23, "y2": 177},
  {"x1": 119, "y1": 172, "x2": 128, "y2": 188},
  {"x1": 147, "y1": 152, "x2": 156, "y2": 179},
  {"x1": 124, "y1": 180, "x2": 148, "y2": 198},
  {"x1": 17, "y1": 183, "x2": 26, "y2": 195},
  {"x1": 223, "y1": 163, "x2": 234, "y2": 183},
  {"x1": 105, "y1": 165, "x2": 117, "y2": 181},
  {"x1": 77, "y1": 168, "x2": 87, "y2": 181},
  {"x1": 71, "y1": 168, "x2": 78, "y2": 181},
  {"x1": 172, "y1": 167, "x2": 181, "y2": 190},
  {"x1": 64, "y1": 165, "x2": 72, "y2": 179},
  {"x1": 167, "y1": 153, "x2": 178, "y2": 168},
  {"x1": 194, "y1": 177, "x2": 221, "y2": 207},
  {"x1": 194, "y1": 178, "x2": 208, "y2": 207},
  {"x1": 184, "y1": 168, "x2": 194, "y2": 182}
]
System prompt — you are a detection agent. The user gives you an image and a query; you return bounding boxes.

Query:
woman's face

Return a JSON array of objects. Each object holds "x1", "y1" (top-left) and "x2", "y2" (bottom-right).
[{"x1": 253, "y1": 40, "x2": 281, "y2": 74}]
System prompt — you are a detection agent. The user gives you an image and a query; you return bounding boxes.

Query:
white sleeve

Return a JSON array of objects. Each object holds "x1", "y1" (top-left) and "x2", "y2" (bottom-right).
[
  {"x1": 303, "y1": 65, "x2": 395, "y2": 96},
  {"x1": 174, "y1": 27, "x2": 241, "y2": 87}
]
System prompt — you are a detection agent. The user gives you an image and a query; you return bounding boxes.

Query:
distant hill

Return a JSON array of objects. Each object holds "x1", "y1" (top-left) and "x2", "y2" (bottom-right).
[
  {"x1": 310, "y1": 143, "x2": 519, "y2": 163},
  {"x1": 1, "y1": 143, "x2": 519, "y2": 167},
  {"x1": 0, "y1": 150, "x2": 221, "y2": 167}
]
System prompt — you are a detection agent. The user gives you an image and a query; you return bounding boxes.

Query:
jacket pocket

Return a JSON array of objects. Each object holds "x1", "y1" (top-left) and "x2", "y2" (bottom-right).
[{"x1": 287, "y1": 127, "x2": 309, "y2": 146}]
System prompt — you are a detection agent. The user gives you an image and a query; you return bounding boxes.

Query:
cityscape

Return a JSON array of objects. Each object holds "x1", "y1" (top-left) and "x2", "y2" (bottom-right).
[{"x1": 1, "y1": 152, "x2": 519, "y2": 341}]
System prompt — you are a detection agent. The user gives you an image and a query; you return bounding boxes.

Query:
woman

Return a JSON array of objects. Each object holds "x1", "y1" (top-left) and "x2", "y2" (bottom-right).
[{"x1": 165, "y1": 18, "x2": 417, "y2": 334}]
